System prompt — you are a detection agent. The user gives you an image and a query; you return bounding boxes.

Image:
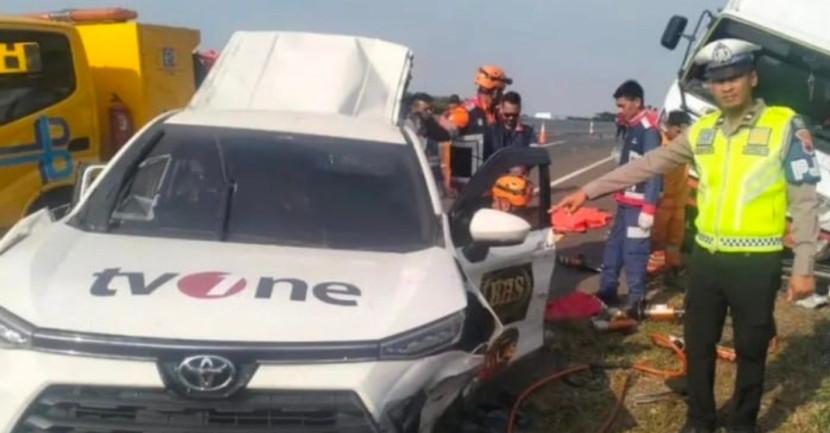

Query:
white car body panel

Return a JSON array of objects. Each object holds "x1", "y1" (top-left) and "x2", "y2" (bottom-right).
[
  {"x1": 168, "y1": 109, "x2": 409, "y2": 145},
  {"x1": 0, "y1": 30, "x2": 554, "y2": 433},
  {"x1": 189, "y1": 31, "x2": 413, "y2": 125},
  {"x1": 0, "y1": 224, "x2": 466, "y2": 342}
]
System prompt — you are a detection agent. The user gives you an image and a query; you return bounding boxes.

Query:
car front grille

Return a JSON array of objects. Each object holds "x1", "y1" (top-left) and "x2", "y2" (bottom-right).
[{"x1": 13, "y1": 386, "x2": 377, "y2": 433}]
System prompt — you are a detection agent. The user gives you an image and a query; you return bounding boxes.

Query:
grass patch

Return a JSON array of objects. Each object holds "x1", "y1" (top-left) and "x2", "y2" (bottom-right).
[{"x1": 511, "y1": 288, "x2": 830, "y2": 433}]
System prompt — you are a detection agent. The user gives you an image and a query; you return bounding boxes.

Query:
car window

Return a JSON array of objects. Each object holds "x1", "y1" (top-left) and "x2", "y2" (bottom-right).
[
  {"x1": 449, "y1": 149, "x2": 551, "y2": 248},
  {"x1": 100, "y1": 125, "x2": 438, "y2": 253},
  {"x1": 0, "y1": 31, "x2": 76, "y2": 126}
]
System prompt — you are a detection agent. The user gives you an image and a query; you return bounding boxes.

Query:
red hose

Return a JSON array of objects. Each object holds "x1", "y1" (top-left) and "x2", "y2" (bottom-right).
[
  {"x1": 506, "y1": 332, "x2": 687, "y2": 433},
  {"x1": 506, "y1": 364, "x2": 592, "y2": 433}
]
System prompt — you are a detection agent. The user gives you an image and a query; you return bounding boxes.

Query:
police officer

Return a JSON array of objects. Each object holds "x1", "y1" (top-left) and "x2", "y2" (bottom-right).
[
  {"x1": 554, "y1": 38, "x2": 820, "y2": 433},
  {"x1": 597, "y1": 80, "x2": 662, "y2": 309}
]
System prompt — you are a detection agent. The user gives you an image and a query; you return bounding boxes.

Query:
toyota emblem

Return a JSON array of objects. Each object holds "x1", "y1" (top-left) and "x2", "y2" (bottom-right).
[{"x1": 175, "y1": 355, "x2": 237, "y2": 392}]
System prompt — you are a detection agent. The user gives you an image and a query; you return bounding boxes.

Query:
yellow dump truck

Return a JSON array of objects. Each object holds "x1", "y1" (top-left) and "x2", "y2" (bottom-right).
[{"x1": 0, "y1": 8, "x2": 202, "y2": 228}]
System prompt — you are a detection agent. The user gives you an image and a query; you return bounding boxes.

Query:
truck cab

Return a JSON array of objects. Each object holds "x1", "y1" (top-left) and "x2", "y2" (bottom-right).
[
  {"x1": 658, "y1": 0, "x2": 830, "y2": 256},
  {"x1": 0, "y1": 9, "x2": 201, "y2": 231}
]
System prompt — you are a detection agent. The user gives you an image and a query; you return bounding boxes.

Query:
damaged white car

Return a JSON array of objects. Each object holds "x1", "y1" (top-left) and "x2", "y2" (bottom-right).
[{"x1": 0, "y1": 31, "x2": 556, "y2": 433}]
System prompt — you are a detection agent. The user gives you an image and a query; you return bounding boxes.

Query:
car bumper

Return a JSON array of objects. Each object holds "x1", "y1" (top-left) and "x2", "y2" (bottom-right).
[{"x1": 0, "y1": 348, "x2": 483, "y2": 433}]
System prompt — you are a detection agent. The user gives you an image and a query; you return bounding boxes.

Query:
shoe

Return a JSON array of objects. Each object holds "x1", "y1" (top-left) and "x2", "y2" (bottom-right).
[
  {"x1": 796, "y1": 293, "x2": 828, "y2": 309},
  {"x1": 597, "y1": 291, "x2": 620, "y2": 308}
]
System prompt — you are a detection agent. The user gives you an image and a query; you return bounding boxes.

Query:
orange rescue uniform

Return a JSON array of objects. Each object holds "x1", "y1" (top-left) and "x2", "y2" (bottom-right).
[{"x1": 649, "y1": 131, "x2": 689, "y2": 270}]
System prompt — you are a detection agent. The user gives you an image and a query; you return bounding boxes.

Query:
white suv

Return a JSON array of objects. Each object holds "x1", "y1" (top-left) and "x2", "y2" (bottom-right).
[{"x1": 0, "y1": 31, "x2": 556, "y2": 433}]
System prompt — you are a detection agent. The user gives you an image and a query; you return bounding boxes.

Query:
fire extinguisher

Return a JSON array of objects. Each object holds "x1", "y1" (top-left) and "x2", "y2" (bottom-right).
[{"x1": 108, "y1": 93, "x2": 134, "y2": 158}]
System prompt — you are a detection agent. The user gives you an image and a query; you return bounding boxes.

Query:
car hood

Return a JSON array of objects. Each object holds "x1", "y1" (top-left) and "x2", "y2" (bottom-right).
[{"x1": 0, "y1": 224, "x2": 466, "y2": 342}]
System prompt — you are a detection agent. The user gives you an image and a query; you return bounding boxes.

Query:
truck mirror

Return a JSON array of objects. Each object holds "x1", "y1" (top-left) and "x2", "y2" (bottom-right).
[
  {"x1": 72, "y1": 163, "x2": 107, "y2": 208},
  {"x1": 661, "y1": 15, "x2": 688, "y2": 50}
]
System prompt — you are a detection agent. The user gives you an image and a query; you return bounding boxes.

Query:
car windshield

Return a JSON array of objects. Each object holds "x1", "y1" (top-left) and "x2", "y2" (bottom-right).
[
  {"x1": 93, "y1": 125, "x2": 437, "y2": 253},
  {"x1": 681, "y1": 18, "x2": 830, "y2": 151}
]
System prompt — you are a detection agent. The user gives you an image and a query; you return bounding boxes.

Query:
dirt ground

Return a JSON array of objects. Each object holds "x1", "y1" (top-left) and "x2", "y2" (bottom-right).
[{"x1": 474, "y1": 277, "x2": 830, "y2": 433}]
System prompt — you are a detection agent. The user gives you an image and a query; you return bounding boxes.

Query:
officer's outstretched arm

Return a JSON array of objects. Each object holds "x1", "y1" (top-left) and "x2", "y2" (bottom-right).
[
  {"x1": 784, "y1": 117, "x2": 821, "y2": 275},
  {"x1": 641, "y1": 127, "x2": 663, "y2": 214},
  {"x1": 583, "y1": 132, "x2": 693, "y2": 200}
]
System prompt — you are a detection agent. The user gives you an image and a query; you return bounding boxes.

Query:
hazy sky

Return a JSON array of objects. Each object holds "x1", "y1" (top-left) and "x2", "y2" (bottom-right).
[{"x1": 8, "y1": 0, "x2": 726, "y2": 116}]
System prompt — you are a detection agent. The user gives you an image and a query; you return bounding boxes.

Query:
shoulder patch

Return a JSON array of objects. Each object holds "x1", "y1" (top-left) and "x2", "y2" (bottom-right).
[{"x1": 796, "y1": 129, "x2": 814, "y2": 154}]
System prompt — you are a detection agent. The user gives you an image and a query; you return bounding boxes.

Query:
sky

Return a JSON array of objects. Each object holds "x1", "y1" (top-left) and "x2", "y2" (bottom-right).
[{"x1": 7, "y1": 0, "x2": 726, "y2": 117}]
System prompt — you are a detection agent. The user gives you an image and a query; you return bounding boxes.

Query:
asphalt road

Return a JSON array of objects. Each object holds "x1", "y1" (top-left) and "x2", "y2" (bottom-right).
[{"x1": 535, "y1": 122, "x2": 621, "y2": 299}]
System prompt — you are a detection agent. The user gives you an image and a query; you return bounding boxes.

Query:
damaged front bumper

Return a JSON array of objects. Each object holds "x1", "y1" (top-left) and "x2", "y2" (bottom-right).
[{"x1": 0, "y1": 346, "x2": 484, "y2": 433}]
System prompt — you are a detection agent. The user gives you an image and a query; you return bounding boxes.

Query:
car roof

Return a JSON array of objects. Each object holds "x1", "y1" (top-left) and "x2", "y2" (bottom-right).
[{"x1": 164, "y1": 109, "x2": 409, "y2": 145}]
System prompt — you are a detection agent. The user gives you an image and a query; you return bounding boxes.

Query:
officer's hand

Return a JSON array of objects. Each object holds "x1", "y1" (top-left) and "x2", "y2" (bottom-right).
[
  {"x1": 638, "y1": 211, "x2": 654, "y2": 230},
  {"x1": 787, "y1": 274, "x2": 815, "y2": 302},
  {"x1": 553, "y1": 189, "x2": 588, "y2": 214}
]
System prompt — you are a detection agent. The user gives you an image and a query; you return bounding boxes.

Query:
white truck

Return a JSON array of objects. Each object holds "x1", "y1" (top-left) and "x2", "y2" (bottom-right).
[
  {"x1": 0, "y1": 31, "x2": 557, "y2": 433},
  {"x1": 658, "y1": 0, "x2": 830, "y2": 259}
]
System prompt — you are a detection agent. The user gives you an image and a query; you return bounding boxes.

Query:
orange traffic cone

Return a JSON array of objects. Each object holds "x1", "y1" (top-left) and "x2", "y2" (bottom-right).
[{"x1": 538, "y1": 121, "x2": 547, "y2": 144}]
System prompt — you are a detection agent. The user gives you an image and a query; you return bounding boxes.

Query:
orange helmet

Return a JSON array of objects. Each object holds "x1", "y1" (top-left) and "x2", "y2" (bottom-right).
[
  {"x1": 475, "y1": 65, "x2": 512, "y2": 91},
  {"x1": 492, "y1": 175, "x2": 533, "y2": 211}
]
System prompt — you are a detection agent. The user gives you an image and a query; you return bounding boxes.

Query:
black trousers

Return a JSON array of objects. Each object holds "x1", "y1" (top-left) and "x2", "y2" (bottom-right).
[{"x1": 684, "y1": 246, "x2": 782, "y2": 430}]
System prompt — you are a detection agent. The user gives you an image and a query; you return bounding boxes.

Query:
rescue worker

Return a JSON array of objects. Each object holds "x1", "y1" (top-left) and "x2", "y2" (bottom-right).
[
  {"x1": 406, "y1": 92, "x2": 454, "y2": 194},
  {"x1": 648, "y1": 110, "x2": 692, "y2": 287},
  {"x1": 485, "y1": 91, "x2": 535, "y2": 161},
  {"x1": 448, "y1": 65, "x2": 512, "y2": 136},
  {"x1": 615, "y1": 112, "x2": 627, "y2": 142},
  {"x1": 554, "y1": 38, "x2": 820, "y2": 433},
  {"x1": 596, "y1": 80, "x2": 662, "y2": 309}
]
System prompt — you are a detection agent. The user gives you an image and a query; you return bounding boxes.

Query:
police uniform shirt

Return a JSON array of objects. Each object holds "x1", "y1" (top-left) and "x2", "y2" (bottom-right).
[{"x1": 582, "y1": 99, "x2": 821, "y2": 275}]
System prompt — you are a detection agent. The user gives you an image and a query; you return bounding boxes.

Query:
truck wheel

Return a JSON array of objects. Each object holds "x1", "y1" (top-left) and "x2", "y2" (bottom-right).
[{"x1": 26, "y1": 187, "x2": 73, "y2": 217}]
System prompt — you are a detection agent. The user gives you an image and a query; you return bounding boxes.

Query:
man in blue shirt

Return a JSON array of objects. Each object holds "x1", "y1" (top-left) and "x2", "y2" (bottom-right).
[{"x1": 597, "y1": 80, "x2": 662, "y2": 308}]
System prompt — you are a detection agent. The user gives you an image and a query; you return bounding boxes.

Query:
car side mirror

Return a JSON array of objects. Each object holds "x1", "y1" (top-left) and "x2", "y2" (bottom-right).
[
  {"x1": 463, "y1": 209, "x2": 531, "y2": 263},
  {"x1": 71, "y1": 163, "x2": 107, "y2": 208},
  {"x1": 661, "y1": 15, "x2": 688, "y2": 50},
  {"x1": 470, "y1": 208, "x2": 531, "y2": 246}
]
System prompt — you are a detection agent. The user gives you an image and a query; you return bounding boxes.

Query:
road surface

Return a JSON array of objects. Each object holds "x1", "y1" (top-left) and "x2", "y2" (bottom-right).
[{"x1": 535, "y1": 120, "x2": 621, "y2": 299}]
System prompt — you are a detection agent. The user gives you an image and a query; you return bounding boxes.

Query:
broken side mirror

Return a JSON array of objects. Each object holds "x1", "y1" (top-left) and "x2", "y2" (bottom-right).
[
  {"x1": 71, "y1": 163, "x2": 107, "y2": 209},
  {"x1": 661, "y1": 15, "x2": 689, "y2": 50}
]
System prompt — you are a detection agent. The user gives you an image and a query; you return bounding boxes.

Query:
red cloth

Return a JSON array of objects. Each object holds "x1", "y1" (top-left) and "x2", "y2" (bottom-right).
[
  {"x1": 551, "y1": 207, "x2": 612, "y2": 233},
  {"x1": 545, "y1": 291, "x2": 604, "y2": 321}
]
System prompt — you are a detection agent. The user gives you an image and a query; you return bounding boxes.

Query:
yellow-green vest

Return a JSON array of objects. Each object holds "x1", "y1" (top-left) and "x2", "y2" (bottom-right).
[{"x1": 688, "y1": 105, "x2": 794, "y2": 253}]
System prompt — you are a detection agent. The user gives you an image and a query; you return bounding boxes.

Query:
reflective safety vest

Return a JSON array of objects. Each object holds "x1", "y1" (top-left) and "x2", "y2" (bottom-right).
[{"x1": 688, "y1": 106, "x2": 794, "y2": 253}]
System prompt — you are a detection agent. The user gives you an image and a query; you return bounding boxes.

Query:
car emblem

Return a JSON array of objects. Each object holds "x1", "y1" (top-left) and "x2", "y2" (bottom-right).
[{"x1": 175, "y1": 355, "x2": 236, "y2": 392}]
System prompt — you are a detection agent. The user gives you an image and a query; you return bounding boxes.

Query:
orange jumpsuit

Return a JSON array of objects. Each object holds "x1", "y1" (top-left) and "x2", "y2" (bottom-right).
[{"x1": 648, "y1": 132, "x2": 689, "y2": 271}]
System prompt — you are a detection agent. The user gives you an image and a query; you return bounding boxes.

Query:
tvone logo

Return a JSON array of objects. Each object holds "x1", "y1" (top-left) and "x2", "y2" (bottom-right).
[{"x1": 90, "y1": 268, "x2": 361, "y2": 306}]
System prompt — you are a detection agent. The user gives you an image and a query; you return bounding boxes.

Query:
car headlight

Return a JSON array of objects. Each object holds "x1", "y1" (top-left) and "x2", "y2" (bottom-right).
[
  {"x1": 380, "y1": 311, "x2": 465, "y2": 360},
  {"x1": 0, "y1": 307, "x2": 33, "y2": 349}
]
